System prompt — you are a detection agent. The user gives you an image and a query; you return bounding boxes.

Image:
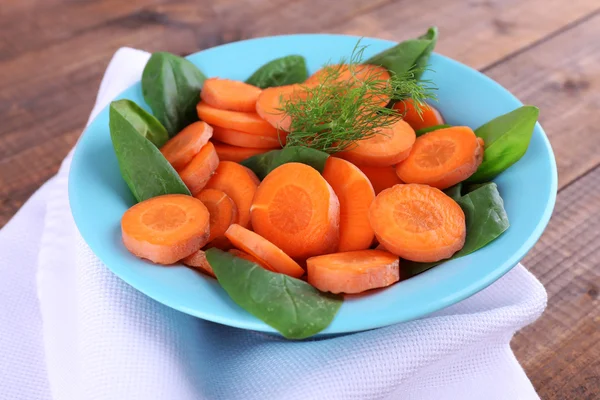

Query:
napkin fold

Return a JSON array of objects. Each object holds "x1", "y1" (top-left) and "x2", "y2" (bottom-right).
[{"x1": 0, "y1": 47, "x2": 546, "y2": 400}]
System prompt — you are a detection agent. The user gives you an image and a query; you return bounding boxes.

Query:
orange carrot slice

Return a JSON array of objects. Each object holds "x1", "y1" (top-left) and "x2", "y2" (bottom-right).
[
  {"x1": 369, "y1": 184, "x2": 466, "y2": 262},
  {"x1": 228, "y1": 248, "x2": 269, "y2": 269},
  {"x1": 178, "y1": 142, "x2": 219, "y2": 195},
  {"x1": 251, "y1": 162, "x2": 340, "y2": 259},
  {"x1": 395, "y1": 126, "x2": 484, "y2": 189},
  {"x1": 121, "y1": 194, "x2": 210, "y2": 265},
  {"x1": 204, "y1": 161, "x2": 260, "y2": 228},
  {"x1": 196, "y1": 188, "x2": 238, "y2": 243},
  {"x1": 357, "y1": 165, "x2": 403, "y2": 195},
  {"x1": 212, "y1": 141, "x2": 275, "y2": 163},
  {"x1": 337, "y1": 119, "x2": 416, "y2": 167},
  {"x1": 212, "y1": 126, "x2": 286, "y2": 149},
  {"x1": 322, "y1": 157, "x2": 375, "y2": 252},
  {"x1": 206, "y1": 237, "x2": 234, "y2": 251},
  {"x1": 181, "y1": 250, "x2": 215, "y2": 278},
  {"x1": 200, "y1": 78, "x2": 262, "y2": 112},
  {"x1": 255, "y1": 84, "x2": 309, "y2": 131},
  {"x1": 393, "y1": 99, "x2": 445, "y2": 131},
  {"x1": 196, "y1": 102, "x2": 278, "y2": 136},
  {"x1": 307, "y1": 249, "x2": 399, "y2": 294},
  {"x1": 160, "y1": 121, "x2": 213, "y2": 171},
  {"x1": 225, "y1": 224, "x2": 305, "y2": 278}
]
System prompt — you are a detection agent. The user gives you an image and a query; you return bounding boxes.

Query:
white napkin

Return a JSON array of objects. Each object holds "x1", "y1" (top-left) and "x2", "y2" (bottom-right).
[{"x1": 0, "y1": 48, "x2": 547, "y2": 400}]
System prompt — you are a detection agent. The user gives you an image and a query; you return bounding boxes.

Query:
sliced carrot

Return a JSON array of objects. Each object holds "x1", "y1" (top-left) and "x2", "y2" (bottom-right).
[
  {"x1": 160, "y1": 121, "x2": 213, "y2": 171},
  {"x1": 178, "y1": 142, "x2": 219, "y2": 195},
  {"x1": 212, "y1": 126, "x2": 286, "y2": 149},
  {"x1": 228, "y1": 248, "x2": 270, "y2": 269},
  {"x1": 307, "y1": 250, "x2": 399, "y2": 294},
  {"x1": 204, "y1": 161, "x2": 259, "y2": 228},
  {"x1": 212, "y1": 141, "x2": 275, "y2": 163},
  {"x1": 206, "y1": 237, "x2": 234, "y2": 251},
  {"x1": 337, "y1": 119, "x2": 416, "y2": 167},
  {"x1": 395, "y1": 126, "x2": 484, "y2": 189},
  {"x1": 393, "y1": 99, "x2": 445, "y2": 131},
  {"x1": 255, "y1": 84, "x2": 309, "y2": 131},
  {"x1": 251, "y1": 162, "x2": 340, "y2": 259},
  {"x1": 181, "y1": 250, "x2": 215, "y2": 278},
  {"x1": 357, "y1": 165, "x2": 403, "y2": 195},
  {"x1": 200, "y1": 78, "x2": 262, "y2": 112},
  {"x1": 225, "y1": 224, "x2": 305, "y2": 278},
  {"x1": 369, "y1": 184, "x2": 466, "y2": 262},
  {"x1": 196, "y1": 188, "x2": 238, "y2": 243},
  {"x1": 322, "y1": 157, "x2": 375, "y2": 252},
  {"x1": 196, "y1": 102, "x2": 278, "y2": 136},
  {"x1": 121, "y1": 194, "x2": 210, "y2": 265}
]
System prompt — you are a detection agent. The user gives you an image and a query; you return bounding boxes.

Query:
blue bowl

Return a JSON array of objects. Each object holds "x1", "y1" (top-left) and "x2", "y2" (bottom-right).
[{"x1": 69, "y1": 34, "x2": 557, "y2": 336}]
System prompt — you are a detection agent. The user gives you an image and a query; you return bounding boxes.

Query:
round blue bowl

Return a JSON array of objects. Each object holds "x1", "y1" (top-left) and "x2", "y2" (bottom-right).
[{"x1": 69, "y1": 34, "x2": 557, "y2": 336}]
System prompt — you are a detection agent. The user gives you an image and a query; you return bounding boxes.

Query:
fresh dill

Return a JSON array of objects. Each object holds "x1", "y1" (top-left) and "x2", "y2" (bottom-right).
[{"x1": 280, "y1": 42, "x2": 436, "y2": 153}]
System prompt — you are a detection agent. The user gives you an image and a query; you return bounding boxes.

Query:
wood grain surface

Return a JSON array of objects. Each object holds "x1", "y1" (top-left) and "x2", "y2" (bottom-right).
[{"x1": 1, "y1": 0, "x2": 599, "y2": 397}]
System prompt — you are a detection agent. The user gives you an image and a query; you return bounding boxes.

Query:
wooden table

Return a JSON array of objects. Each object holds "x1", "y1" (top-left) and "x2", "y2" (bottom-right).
[{"x1": 1, "y1": 0, "x2": 599, "y2": 397}]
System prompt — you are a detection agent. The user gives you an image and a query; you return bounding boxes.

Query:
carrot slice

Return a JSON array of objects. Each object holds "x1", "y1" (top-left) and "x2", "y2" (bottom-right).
[
  {"x1": 255, "y1": 84, "x2": 309, "y2": 131},
  {"x1": 206, "y1": 237, "x2": 234, "y2": 251},
  {"x1": 196, "y1": 188, "x2": 238, "y2": 243},
  {"x1": 395, "y1": 126, "x2": 484, "y2": 189},
  {"x1": 178, "y1": 142, "x2": 219, "y2": 195},
  {"x1": 357, "y1": 165, "x2": 403, "y2": 195},
  {"x1": 212, "y1": 126, "x2": 286, "y2": 149},
  {"x1": 393, "y1": 99, "x2": 445, "y2": 131},
  {"x1": 160, "y1": 121, "x2": 213, "y2": 171},
  {"x1": 204, "y1": 161, "x2": 259, "y2": 228},
  {"x1": 251, "y1": 162, "x2": 340, "y2": 259},
  {"x1": 369, "y1": 184, "x2": 466, "y2": 262},
  {"x1": 322, "y1": 157, "x2": 375, "y2": 252},
  {"x1": 307, "y1": 249, "x2": 399, "y2": 294},
  {"x1": 196, "y1": 102, "x2": 278, "y2": 136},
  {"x1": 181, "y1": 250, "x2": 215, "y2": 278},
  {"x1": 212, "y1": 141, "x2": 275, "y2": 163},
  {"x1": 337, "y1": 119, "x2": 416, "y2": 167},
  {"x1": 225, "y1": 224, "x2": 305, "y2": 278},
  {"x1": 121, "y1": 194, "x2": 210, "y2": 265},
  {"x1": 200, "y1": 78, "x2": 262, "y2": 112},
  {"x1": 228, "y1": 248, "x2": 270, "y2": 269}
]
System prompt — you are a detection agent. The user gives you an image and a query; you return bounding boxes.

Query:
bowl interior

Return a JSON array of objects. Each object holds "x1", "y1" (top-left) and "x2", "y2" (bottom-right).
[{"x1": 69, "y1": 34, "x2": 557, "y2": 335}]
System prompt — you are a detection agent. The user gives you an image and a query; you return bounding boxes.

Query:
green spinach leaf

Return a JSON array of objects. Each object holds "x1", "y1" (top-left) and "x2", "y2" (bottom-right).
[
  {"x1": 142, "y1": 52, "x2": 206, "y2": 137},
  {"x1": 402, "y1": 183, "x2": 509, "y2": 278},
  {"x1": 110, "y1": 101, "x2": 191, "y2": 202},
  {"x1": 467, "y1": 106, "x2": 539, "y2": 183},
  {"x1": 415, "y1": 124, "x2": 451, "y2": 137},
  {"x1": 241, "y1": 146, "x2": 329, "y2": 180},
  {"x1": 443, "y1": 183, "x2": 463, "y2": 201},
  {"x1": 110, "y1": 100, "x2": 169, "y2": 148},
  {"x1": 246, "y1": 55, "x2": 308, "y2": 88},
  {"x1": 206, "y1": 248, "x2": 342, "y2": 339},
  {"x1": 365, "y1": 26, "x2": 438, "y2": 80}
]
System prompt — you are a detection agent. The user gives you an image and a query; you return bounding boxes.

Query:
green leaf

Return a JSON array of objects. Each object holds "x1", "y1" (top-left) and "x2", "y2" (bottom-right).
[
  {"x1": 109, "y1": 101, "x2": 191, "y2": 202},
  {"x1": 206, "y1": 248, "x2": 342, "y2": 339},
  {"x1": 415, "y1": 124, "x2": 451, "y2": 137},
  {"x1": 402, "y1": 183, "x2": 509, "y2": 278},
  {"x1": 443, "y1": 183, "x2": 463, "y2": 201},
  {"x1": 467, "y1": 106, "x2": 539, "y2": 183},
  {"x1": 142, "y1": 52, "x2": 207, "y2": 137},
  {"x1": 241, "y1": 146, "x2": 329, "y2": 180},
  {"x1": 365, "y1": 26, "x2": 438, "y2": 80},
  {"x1": 246, "y1": 55, "x2": 308, "y2": 88},
  {"x1": 110, "y1": 100, "x2": 169, "y2": 148}
]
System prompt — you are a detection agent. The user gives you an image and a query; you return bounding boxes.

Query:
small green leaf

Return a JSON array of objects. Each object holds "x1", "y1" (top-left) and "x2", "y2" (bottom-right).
[
  {"x1": 110, "y1": 100, "x2": 169, "y2": 148},
  {"x1": 443, "y1": 183, "x2": 463, "y2": 201},
  {"x1": 467, "y1": 106, "x2": 539, "y2": 183},
  {"x1": 142, "y1": 52, "x2": 207, "y2": 137},
  {"x1": 402, "y1": 183, "x2": 509, "y2": 278},
  {"x1": 365, "y1": 26, "x2": 438, "y2": 80},
  {"x1": 110, "y1": 101, "x2": 191, "y2": 202},
  {"x1": 246, "y1": 55, "x2": 308, "y2": 88},
  {"x1": 241, "y1": 146, "x2": 329, "y2": 180},
  {"x1": 415, "y1": 124, "x2": 451, "y2": 137},
  {"x1": 206, "y1": 248, "x2": 342, "y2": 339}
]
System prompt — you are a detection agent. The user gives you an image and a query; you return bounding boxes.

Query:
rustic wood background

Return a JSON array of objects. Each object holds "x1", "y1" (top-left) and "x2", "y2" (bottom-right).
[{"x1": 1, "y1": 0, "x2": 599, "y2": 397}]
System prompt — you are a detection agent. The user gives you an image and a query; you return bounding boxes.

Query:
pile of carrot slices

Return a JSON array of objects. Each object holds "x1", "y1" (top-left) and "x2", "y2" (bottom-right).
[{"x1": 121, "y1": 68, "x2": 487, "y2": 296}]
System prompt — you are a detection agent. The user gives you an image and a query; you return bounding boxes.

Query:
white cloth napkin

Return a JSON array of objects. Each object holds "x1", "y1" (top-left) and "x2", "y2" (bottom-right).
[{"x1": 0, "y1": 48, "x2": 547, "y2": 400}]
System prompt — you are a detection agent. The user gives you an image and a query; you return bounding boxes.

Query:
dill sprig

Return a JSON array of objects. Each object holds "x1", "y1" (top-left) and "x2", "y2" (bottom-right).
[{"x1": 281, "y1": 43, "x2": 436, "y2": 153}]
